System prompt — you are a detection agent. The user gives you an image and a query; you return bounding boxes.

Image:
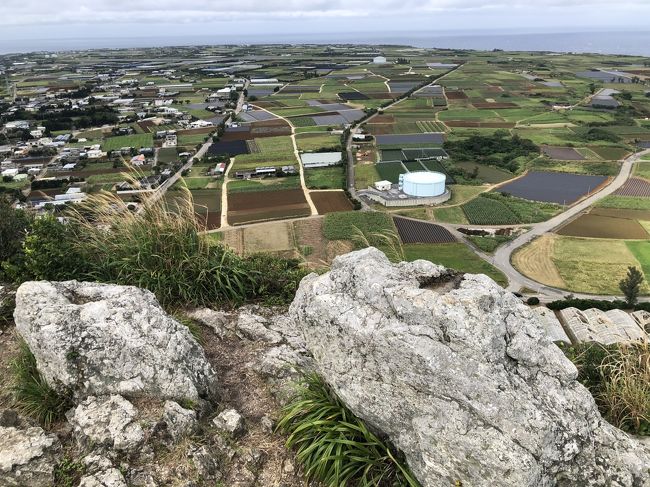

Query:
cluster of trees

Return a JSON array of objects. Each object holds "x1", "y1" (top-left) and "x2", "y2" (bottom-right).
[
  {"x1": 5, "y1": 106, "x2": 119, "y2": 132},
  {"x1": 443, "y1": 131, "x2": 538, "y2": 172}
]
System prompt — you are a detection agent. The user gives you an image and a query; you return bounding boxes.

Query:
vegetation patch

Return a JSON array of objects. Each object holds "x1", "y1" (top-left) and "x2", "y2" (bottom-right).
[
  {"x1": 278, "y1": 374, "x2": 420, "y2": 487},
  {"x1": 323, "y1": 211, "x2": 395, "y2": 245},
  {"x1": 11, "y1": 340, "x2": 72, "y2": 428}
]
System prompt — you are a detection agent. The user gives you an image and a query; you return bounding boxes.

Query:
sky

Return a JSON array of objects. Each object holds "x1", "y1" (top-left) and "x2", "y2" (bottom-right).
[{"x1": 0, "y1": 0, "x2": 648, "y2": 40}]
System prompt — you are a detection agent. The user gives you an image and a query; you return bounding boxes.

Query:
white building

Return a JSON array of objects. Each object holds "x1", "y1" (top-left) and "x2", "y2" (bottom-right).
[
  {"x1": 374, "y1": 180, "x2": 392, "y2": 191},
  {"x1": 373, "y1": 56, "x2": 387, "y2": 64},
  {"x1": 301, "y1": 152, "x2": 342, "y2": 169}
]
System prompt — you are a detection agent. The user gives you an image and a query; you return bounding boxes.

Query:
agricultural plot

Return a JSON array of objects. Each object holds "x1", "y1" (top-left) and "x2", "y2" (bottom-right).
[
  {"x1": 208, "y1": 140, "x2": 250, "y2": 157},
  {"x1": 323, "y1": 211, "x2": 395, "y2": 242},
  {"x1": 541, "y1": 146, "x2": 585, "y2": 161},
  {"x1": 557, "y1": 208, "x2": 649, "y2": 239},
  {"x1": 375, "y1": 162, "x2": 407, "y2": 183},
  {"x1": 311, "y1": 191, "x2": 354, "y2": 214},
  {"x1": 102, "y1": 134, "x2": 153, "y2": 151},
  {"x1": 393, "y1": 217, "x2": 456, "y2": 244},
  {"x1": 462, "y1": 197, "x2": 520, "y2": 225},
  {"x1": 613, "y1": 178, "x2": 650, "y2": 197},
  {"x1": 455, "y1": 162, "x2": 513, "y2": 184},
  {"x1": 304, "y1": 166, "x2": 346, "y2": 189},
  {"x1": 227, "y1": 189, "x2": 311, "y2": 225},
  {"x1": 403, "y1": 243, "x2": 507, "y2": 286},
  {"x1": 375, "y1": 134, "x2": 445, "y2": 146},
  {"x1": 497, "y1": 171, "x2": 607, "y2": 204}
]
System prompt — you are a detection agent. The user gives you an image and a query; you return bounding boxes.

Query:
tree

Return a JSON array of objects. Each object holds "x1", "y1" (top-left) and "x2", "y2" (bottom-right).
[
  {"x1": 619, "y1": 266, "x2": 644, "y2": 306},
  {"x1": 0, "y1": 199, "x2": 31, "y2": 262}
]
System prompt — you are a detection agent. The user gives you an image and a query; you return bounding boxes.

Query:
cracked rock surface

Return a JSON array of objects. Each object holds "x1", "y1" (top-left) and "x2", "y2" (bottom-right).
[
  {"x1": 288, "y1": 247, "x2": 650, "y2": 487},
  {"x1": 14, "y1": 280, "x2": 218, "y2": 401}
]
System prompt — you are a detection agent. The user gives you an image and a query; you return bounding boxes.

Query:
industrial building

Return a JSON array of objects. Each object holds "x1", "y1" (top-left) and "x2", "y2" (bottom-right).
[{"x1": 361, "y1": 171, "x2": 451, "y2": 207}]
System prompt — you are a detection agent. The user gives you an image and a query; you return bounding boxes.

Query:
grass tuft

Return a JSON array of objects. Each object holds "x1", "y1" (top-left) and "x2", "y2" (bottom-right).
[
  {"x1": 10, "y1": 340, "x2": 71, "y2": 428},
  {"x1": 277, "y1": 374, "x2": 421, "y2": 487}
]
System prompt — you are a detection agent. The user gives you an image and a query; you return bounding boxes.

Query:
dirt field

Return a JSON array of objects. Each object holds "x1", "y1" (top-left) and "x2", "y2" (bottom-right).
[
  {"x1": 446, "y1": 90, "x2": 468, "y2": 100},
  {"x1": 311, "y1": 191, "x2": 354, "y2": 214},
  {"x1": 228, "y1": 189, "x2": 311, "y2": 225},
  {"x1": 512, "y1": 234, "x2": 566, "y2": 288},
  {"x1": 541, "y1": 146, "x2": 586, "y2": 161}
]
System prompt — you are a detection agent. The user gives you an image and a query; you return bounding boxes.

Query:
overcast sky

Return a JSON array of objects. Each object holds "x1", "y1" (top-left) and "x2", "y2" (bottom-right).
[{"x1": 0, "y1": 1, "x2": 648, "y2": 40}]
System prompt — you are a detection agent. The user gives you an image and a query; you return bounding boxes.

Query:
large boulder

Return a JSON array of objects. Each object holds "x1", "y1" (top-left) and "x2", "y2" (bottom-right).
[
  {"x1": 0, "y1": 422, "x2": 61, "y2": 487},
  {"x1": 14, "y1": 280, "x2": 218, "y2": 401},
  {"x1": 289, "y1": 247, "x2": 650, "y2": 487}
]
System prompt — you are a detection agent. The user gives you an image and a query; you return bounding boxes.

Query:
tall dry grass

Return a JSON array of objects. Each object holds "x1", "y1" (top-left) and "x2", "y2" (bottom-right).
[
  {"x1": 599, "y1": 340, "x2": 650, "y2": 435},
  {"x1": 67, "y1": 185, "x2": 305, "y2": 308}
]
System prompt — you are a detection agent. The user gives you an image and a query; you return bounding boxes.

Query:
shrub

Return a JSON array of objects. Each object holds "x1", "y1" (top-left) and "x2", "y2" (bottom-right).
[
  {"x1": 10, "y1": 340, "x2": 71, "y2": 428},
  {"x1": 526, "y1": 297, "x2": 540, "y2": 305},
  {"x1": 20, "y1": 215, "x2": 90, "y2": 282},
  {"x1": 278, "y1": 374, "x2": 420, "y2": 487},
  {"x1": 0, "y1": 199, "x2": 31, "y2": 263}
]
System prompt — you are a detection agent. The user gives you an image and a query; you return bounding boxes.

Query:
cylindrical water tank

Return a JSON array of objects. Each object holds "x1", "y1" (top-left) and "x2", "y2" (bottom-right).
[{"x1": 401, "y1": 171, "x2": 446, "y2": 197}]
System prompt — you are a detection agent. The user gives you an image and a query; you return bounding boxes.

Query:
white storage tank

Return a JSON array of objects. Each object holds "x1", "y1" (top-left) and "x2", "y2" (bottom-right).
[{"x1": 400, "y1": 171, "x2": 446, "y2": 197}]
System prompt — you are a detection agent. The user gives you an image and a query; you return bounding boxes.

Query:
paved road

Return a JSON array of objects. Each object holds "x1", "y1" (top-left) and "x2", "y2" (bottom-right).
[{"x1": 490, "y1": 148, "x2": 650, "y2": 297}]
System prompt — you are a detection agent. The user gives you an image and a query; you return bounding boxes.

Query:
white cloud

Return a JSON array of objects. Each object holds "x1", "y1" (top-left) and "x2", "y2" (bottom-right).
[{"x1": 0, "y1": 0, "x2": 647, "y2": 26}]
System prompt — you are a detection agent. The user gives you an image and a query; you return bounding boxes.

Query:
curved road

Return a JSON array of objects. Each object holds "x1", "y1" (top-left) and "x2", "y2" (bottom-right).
[{"x1": 490, "y1": 148, "x2": 650, "y2": 297}]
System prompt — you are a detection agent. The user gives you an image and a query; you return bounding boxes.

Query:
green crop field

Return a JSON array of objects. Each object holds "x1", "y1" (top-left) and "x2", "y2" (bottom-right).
[
  {"x1": 597, "y1": 195, "x2": 650, "y2": 210},
  {"x1": 403, "y1": 243, "x2": 507, "y2": 286},
  {"x1": 102, "y1": 134, "x2": 153, "y2": 151},
  {"x1": 462, "y1": 197, "x2": 520, "y2": 225},
  {"x1": 375, "y1": 162, "x2": 407, "y2": 183},
  {"x1": 304, "y1": 166, "x2": 346, "y2": 189},
  {"x1": 323, "y1": 211, "x2": 395, "y2": 243}
]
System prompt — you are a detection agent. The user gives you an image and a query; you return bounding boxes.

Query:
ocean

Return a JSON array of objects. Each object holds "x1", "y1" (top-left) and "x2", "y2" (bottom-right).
[{"x1": 1, "y1": 30, "x2": 650, "y2": 57}]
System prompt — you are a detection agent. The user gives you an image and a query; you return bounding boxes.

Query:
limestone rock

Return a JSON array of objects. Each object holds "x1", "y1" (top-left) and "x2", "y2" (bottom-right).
[
  {"x1": 186, "y1": 308, "x2": 234, "y2": 339},
  {"x1": 0, "y1": 423, "x2": 61, "y2": 487},
  {"x1": 78, "y1": 468, "x2": 127, "y2": 487},
  {"x1": 236, "y1": 312, "x2": 283, "y2": 344},
  {"x1": 67, "y1": 395, "x2": 144, "y2": 453},
  {"x1": 14, "y1": 280, "x2": 218, "y2": 401},
  {"x1": 289, "y1": 247, "x2": 650, "y2": 487},
  {"x1": 188, "y1": 445, "x2": 221, "y2": 480},
  {"x1": 212, "y1": 409, "x2": 245, "y2": 438},
  {"x1": 163, "y1": 400, "x2": 197, "y2": 442}
]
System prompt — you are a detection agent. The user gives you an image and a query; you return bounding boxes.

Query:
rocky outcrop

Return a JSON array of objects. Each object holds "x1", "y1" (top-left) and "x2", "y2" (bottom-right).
[
  {"x1": 289, "y1": 247, "x2": 650, "y2": 487},
  {"x1": 67, "y1": 395, "x2": 144, "y2": 453},
  {"x1": 14, "y1": 280, "x2": 218, "y2": 401},
  {"x1": 0, "y1": 420, "x2": 61, "y2": 487}
]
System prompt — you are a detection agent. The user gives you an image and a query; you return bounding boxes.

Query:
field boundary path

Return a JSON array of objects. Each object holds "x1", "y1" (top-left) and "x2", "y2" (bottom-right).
[
  {"x1": 220, "y1": 157, "x2": 235, "y2": 229},
  {"x1": 250, "y1": 103, "x2": 318, "y2": 216},
  {"x1": 490, "y1": 148, "x2": 650, "y2": 299}
]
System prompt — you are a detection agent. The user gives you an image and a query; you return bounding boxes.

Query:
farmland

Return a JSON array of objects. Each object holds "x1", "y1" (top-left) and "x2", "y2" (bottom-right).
[
  {"x1": 496, "y1": 171, "x2": 608, "y2": 204},
  {"x1": 227, "y1": 189, "x2": 311, "y2": 225},
  {"x1": 393, "y1": 217, "x2": 456, "y2": 244},
  {"x1": 310, "y1": 191, "x2": 354, "y2": 214}
]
